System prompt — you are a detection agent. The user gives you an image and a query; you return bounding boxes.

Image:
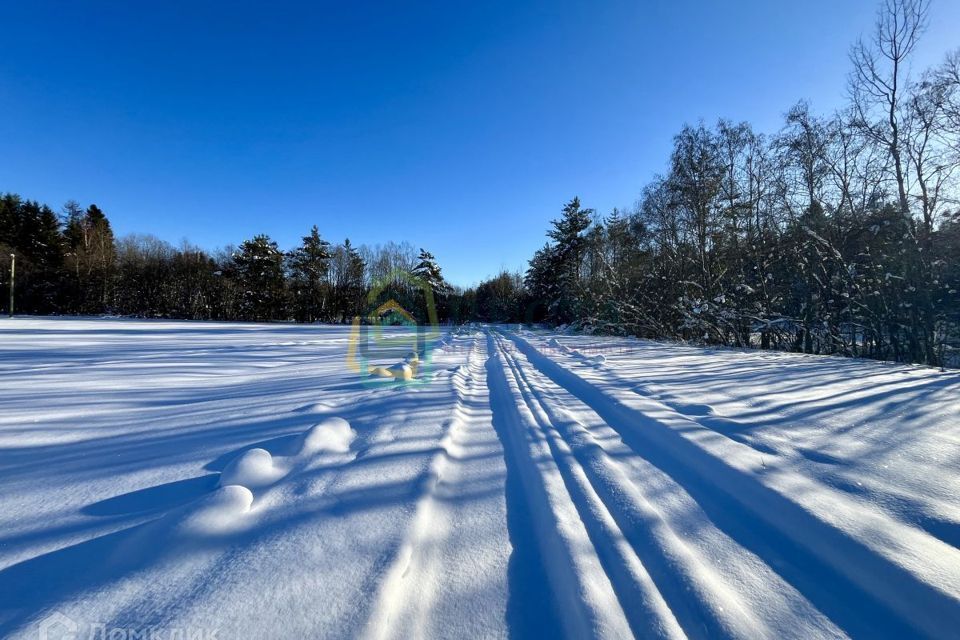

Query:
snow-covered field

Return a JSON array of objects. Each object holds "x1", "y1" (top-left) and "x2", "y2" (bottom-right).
[{"x1": 1, "y1": 317, "x2": 959, "y2": 639}]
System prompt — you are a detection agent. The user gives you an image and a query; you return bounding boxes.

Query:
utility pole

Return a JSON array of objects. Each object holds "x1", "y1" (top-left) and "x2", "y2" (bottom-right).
[{"x1": 8, "y1": 253, "x2": 14, "y2": 317}]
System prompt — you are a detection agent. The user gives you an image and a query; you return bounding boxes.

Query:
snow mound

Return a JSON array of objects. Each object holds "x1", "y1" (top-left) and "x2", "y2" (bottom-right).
[
  {"x1": 220, "y1": 448, "x2": 284, "y2": 488},
  {"x1": 548, "y1": 337, "x2": 572, "y2": 353},
  {"x1": 113, "y1": 484, "x2": 254, "y2": 565},
  {"x1": 177, "y1": 485, "x2": 254, "y2": 536},
  {"x1": 585, "y1": 354, "x2": 606, "y2": 365},
  {"x1": 299, "y1": 417, "x2": 356, "y2": 455}
]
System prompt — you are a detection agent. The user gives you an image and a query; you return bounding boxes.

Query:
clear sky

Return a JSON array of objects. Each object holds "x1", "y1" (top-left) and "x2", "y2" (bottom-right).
[{"x1": 1, "y1": 1, "x2": 958, "y2": 286}]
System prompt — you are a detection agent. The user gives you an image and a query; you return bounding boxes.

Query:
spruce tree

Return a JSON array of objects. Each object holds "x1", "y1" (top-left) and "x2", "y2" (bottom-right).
[
  {"x1": 546, "y1": 197, "x2": 592, "y2": 324},
  {"x1": 524, "y1": 244, "x2": 558, "y2": 322},
  {"x1": 233, "y1": 234, "x2": 286, "y2": 321},
  {"x1": 288, "y1": 225, "x2": 332, "y2": 322},
  {"x1": 411, "y1": 249, "x2": 449, "y2": 295},
  {"x1": 411, "y1": 248, "x2": 450, "y2": 323},
  {"x1": 345, "y1": 239, "x2": 366, "y2": 319}
]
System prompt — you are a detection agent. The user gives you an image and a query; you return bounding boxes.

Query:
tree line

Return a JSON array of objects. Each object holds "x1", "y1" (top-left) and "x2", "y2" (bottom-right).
[
  {"x1": 514, "y1": 0, "x2": 960, "y2": 366},
  {"x1": 0, "y1": 197, "x2": 470, "y2": 325},
  {"x1": 2, "y1": 0, "x2": 958, "y2": 367}
]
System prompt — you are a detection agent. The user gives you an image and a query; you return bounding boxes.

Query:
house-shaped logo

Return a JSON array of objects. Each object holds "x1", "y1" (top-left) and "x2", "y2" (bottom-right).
[
  {"x1": 346, "y1": 269, "x2": 440, "y2": 384},
  {"x1": 37, "y1": 611, "x2": 78, "y2": 640}
]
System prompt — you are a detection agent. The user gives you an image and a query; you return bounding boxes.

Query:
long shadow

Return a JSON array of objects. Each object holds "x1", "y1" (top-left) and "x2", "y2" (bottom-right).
[
  {"x1": 0, "y1": 522, "x2": 149, "y2": 636},
  {"x1": 507, "y1": 331, "x2": 958, "y2": 639},
  {"x1": 0, "y1": 367, "x2": 433, "y2": 483},
  {"x1": 82, "y1": 474, "x2": 220, "y2": 516},
  {"x1": 578, "y1": 336, "x2": 959, "y2": 475},
  {"x1": 498, "y1": 334, "x2": 711, "y2": 638},
  {"x1": 0, "y1": 387, "x2": 472, "y2": 638},
  {"x1": 484, "y1": 337, "x2": 564, "y2": 640},
  {"x1": 0, "y1": 322, "x2": 479, "y2": 635}
]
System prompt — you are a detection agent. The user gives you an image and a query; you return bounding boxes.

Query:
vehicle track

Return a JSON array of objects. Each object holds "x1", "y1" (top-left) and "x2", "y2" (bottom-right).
[
  {"x1": 484, "y1": 332, "x2": 636, "y2": 639},
  {"x1": 489, "y1": 331, "x2": 842, "y2": 639},
  {"x1": 503, "y1": 329, "x2": 960, "y2": 638}
]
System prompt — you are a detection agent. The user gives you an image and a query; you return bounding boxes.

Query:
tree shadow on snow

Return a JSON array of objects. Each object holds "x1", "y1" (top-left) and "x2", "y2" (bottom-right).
[{"x1": 82, "y1": 474, "x2": 220, "y2": 517}]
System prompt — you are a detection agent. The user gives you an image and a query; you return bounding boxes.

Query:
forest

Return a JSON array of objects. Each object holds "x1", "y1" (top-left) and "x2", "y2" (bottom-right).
[
  {"x1": 517, "y1": 1, "x2": 960, "y2": 367},
  {"x1": 2, "y1": 0, "x2": 958, "y2": 366}
]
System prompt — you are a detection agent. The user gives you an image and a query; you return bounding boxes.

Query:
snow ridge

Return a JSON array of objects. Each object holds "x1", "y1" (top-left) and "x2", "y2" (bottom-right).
[{"x1": 363, "y1": 332, "x2": 509, "y2": 640}]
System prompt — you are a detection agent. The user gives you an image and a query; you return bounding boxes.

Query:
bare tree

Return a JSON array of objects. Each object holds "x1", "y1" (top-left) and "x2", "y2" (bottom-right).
[
  {"x1": 936, "y1": 50, "x2": 960, "y2": 148},
  {"x1": 905, "y1": 70, "x2": 956, "y2": 234},
  {"x1": 849, "y1": 0, "x2": 930, "y2": 217},
  {"x1": 778, "y1": 101, "x2": 831, "y2": 218}
]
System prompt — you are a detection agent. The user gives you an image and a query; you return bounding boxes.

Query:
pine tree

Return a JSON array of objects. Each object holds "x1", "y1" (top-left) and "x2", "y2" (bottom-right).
[
  {"x1": 0, "y1": 197, "x2": 66, "y2": 313},
  {"x1": 60, "y1": 203, "x2": 116, "y2": 313},
  {"x1": 28, "y1": 203, "x2": 65, "y2": 312},
  {"x1": 330, "y1": 239, "x2": 366, "y2": 321},
  {"x1": 233, "y1": 234, "x2": 286, "y2": 321},
  {"x1": 412, "y1": 249, "x2": 450, "y2": 295},
  {"x1": 476, "y1": 270, "x2": 525, "y2": 322},
  {"x1": 525, "y1": 243, "x2": 559, "y2": 322},
  {"x1": 346, "y1": 240, "x2": 366, "y2": 318},
  {"x1": 410, "y1": 248, "x2": 450, "y2": 323},
  {"x1": 288, "y1": 225, "x2": 332, "y2": 322},
  {"x1": 546, "y1": 197, "x2": 593, "y2": 324},
  {"x1": 0, "y1": 194, "x2": 22, "y2": 249}
]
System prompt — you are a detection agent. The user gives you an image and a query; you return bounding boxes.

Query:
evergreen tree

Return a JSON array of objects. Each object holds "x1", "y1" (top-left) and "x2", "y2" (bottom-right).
[
  {"x1": 24, "y1": 202, "x2": 65, "y2": 312},
  {"x1": 61, "y1": 202, "x2": 116, "y2": 313},
  {"x1": 0, "y1": 194, "x2": 22, "y2": 249},
  {"x1": 345, "y1": 240, "x2": 366, "y2": 319},
  {"x1": 475, "y1": 270, "x2": 525, "y2": 322},
  {"x1": 287, "y1": 225, "x2": 332, "y2": 322},
  {"x1": 411, "y1": 248, "x2": 450, "y2": 322},
  {"x1": 546, "y1": 197, "x2": 592, "y2": 323},
  {"x1": 524, "y1": 243, "x2": 559, "y2": 323},
  {"x1": 411, "y1": 249, "x2": 447, "y2": 294},
  {"x1": 233, "y1": 234, "x2": 286, "y2": 321},
  {"x1": 330, "y1": 239, "x2": 366, "y2": 321},
  {"x1": 0, "y1": 196, "x2": 65, "y2": 313}
]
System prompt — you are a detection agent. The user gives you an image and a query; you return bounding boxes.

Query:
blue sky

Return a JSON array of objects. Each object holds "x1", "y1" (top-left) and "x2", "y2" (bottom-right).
[{"x1": 1, "y1": 1, "x2": 958, "y2": 286}]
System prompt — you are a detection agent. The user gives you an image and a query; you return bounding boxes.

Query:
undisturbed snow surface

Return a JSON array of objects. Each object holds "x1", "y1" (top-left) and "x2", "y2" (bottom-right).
[{"x1": 1, "y1": 317, "x2": 959, "y2": 639}]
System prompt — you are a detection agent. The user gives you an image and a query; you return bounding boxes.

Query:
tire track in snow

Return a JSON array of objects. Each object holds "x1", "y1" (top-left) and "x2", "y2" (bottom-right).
[
  {"x1": 506, "y1": 330, "x2": 960, "y2": 638},
  {"x1": 362, "y1": 333, "x2": 510, "y2": 640},
  {"x1": 493, "y1": 332, "x2": 845, "y2": 639},
  {"x1": 484, "y1": 332, "x2": 637, "y2": 639},
  {"x1": 491, "y1": 333, "x2": 691, "y2": 638}
]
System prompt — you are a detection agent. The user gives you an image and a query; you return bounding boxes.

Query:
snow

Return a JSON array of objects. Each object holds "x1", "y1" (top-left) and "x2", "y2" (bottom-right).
[
  {"x1": 299, "y1": 417, "x2": 356, "y2": 455},
  {"x1": 1, "y1": 317, "x2": 959, "y2": 639},
  {"x1": 219, "y1": 448, "x2": 282, "y2": 488},
  {"x1": 163, "y1": 484, "x2": 255, "y2": 538}
]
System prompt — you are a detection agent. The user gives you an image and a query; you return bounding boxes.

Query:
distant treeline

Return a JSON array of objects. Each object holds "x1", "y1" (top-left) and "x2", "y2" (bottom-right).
[
  {"x1": 2, "y1": 0, "x2": 959, "y2": 367},
  {"x1": 0, "y1": 196, "x2": 477, "y2": 324}
]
